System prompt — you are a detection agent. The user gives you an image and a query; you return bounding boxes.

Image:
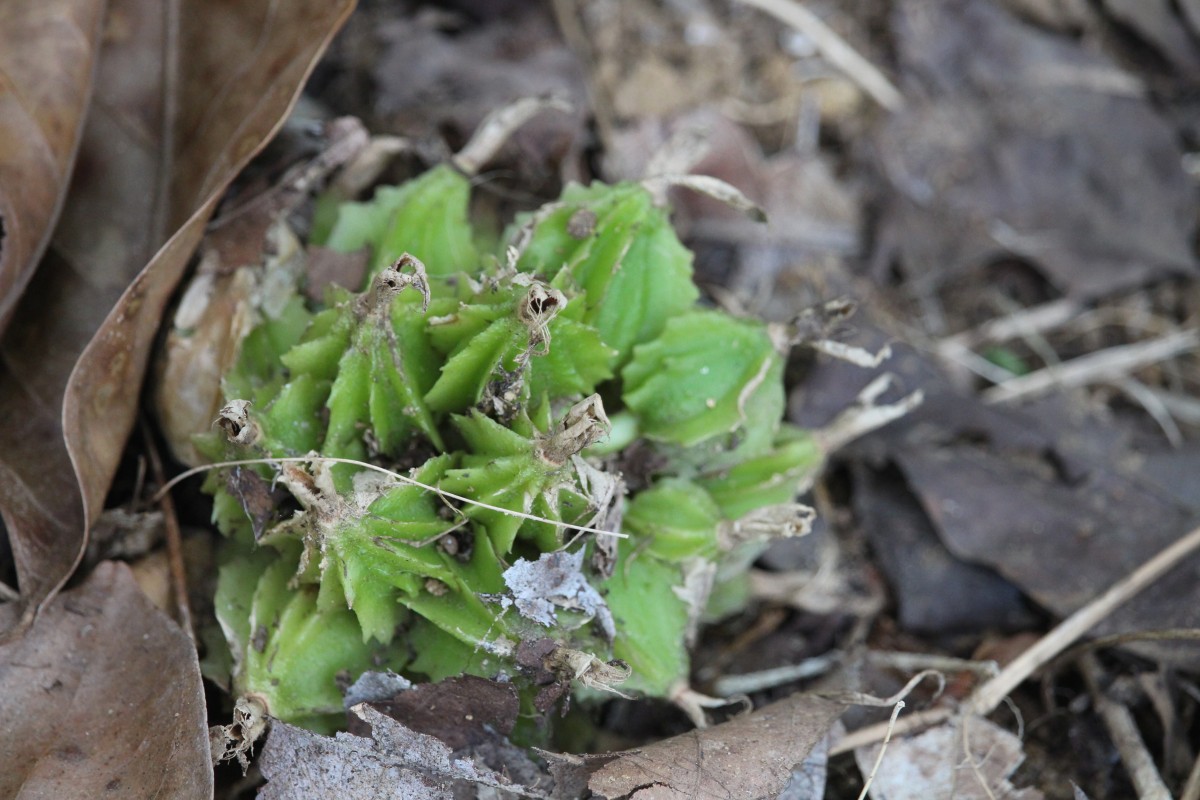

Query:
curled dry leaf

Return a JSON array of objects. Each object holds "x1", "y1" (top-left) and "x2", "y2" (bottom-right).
[
  {"x1": 0, "y1": 561, "x2": 210, "y2": 798},
  {"x1": 210, "y1": 693, "x2": 270, "y2": 773},
  {"x1": 0, "y1": 0, "x2": 356, "y2": 635},
  {"x1": 0, "y1": 0, "x2": 106, "y2": 334},
  {"x1": 588, "y1": 693, "x2": 844, "y2": 800}
]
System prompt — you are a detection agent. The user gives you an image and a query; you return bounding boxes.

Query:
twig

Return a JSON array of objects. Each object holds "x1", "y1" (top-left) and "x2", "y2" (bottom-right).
[
  {"x1": 833, "y1": 523, "x2": 1200, "y2": 755},
  {"x1": 1051, "y1": 628, "x2": 1200, "y2": 673},
  {"x1": 1182, "y1": 749, "x2": 1200, "y2": 800},
  {"x1": 962, "y1": 715, "x2": 999, "y2": 800},
  {"x1": 968, "y1": 524, "x2": 1200, "y2": 716},
  {"x1": 831, "y1": 706, "x2": 954, "y2": 756},
  {"x1": 982, "y1": 329, "x2": 1200, "y2": 404},
  {"x1": 330, "y1": 135, "x2": 411, "y2": 198},
  {"x1": 0, "y1": 581, "x2": 19, "y2": 602},
  {"x1": 1112, "y1": 378, "x2": 1184, "y2": 447},
  {"x1": 713, "y1": 653, "x2": 840, "y2": 696},
  {"x1": 868, "y1": 650, "x2": 1000, "y2": 679},
  {"x1": 141, "y1": 419, "x2": 194, "y2": 644},
  {"x1": 814, "y1": 375, "x2": 924, "y2": 453},
  {"x1": 937, "y1": 339, "x2": 1021, "y2": 385},
  {"x1": 1079, "y1": 654, "x2": 1172, "y2": 800},
  {"x1": 937, "y1": 298, "x2": 1080, "y2": 355},
  {"x1": 1143, "y1": 388, "x2": 1200, "y2": 427},
  {"x1": 734, "y1": 0, "x2": 904, "y2": 111},
  {"x1": 453, "y1": 95, "x2": 573, "y2": 177},
  {"x1": 821, "y1": 670, "x2": 944, "y2": 708},
  {"x1": 989, "y1": 292, "x2": 1063, "y2": 372},
  {"x1": 856, "y1": 701, "x2": 904, "y2": 800}
]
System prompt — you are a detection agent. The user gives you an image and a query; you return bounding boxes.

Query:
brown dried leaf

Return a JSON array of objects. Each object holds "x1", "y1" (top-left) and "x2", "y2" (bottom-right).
[
  {"x1": 355, "y1": 675, "x2": 520, "y2": 751},
  {"x1": 875, "y1": 0, "x2": 1197, "y2": 299},
  {"x1": 260, "y1": 705, "x2": 527, "y2": 800},
  {"x1": 0, "y1": 0, "x2": 107, "y2": 334},
  {"x1": 0, "y1": 0, "x2": 356, "y2": 635},
  {"x1": 790, "y1": 318, "x2": 1200, "y2": 662},
  {"x1": 894, "y1": 422, "x2": 1200, "y2": 664},
  {"x1": 0, "y1": 561, "x2": 210, "y2": 797},
  {"x1": 588, "y1": 693, "x2": 844, "y2": 800},
  {"x1": 853, "y1": 462, "x2": 1035, "y2": 635}
]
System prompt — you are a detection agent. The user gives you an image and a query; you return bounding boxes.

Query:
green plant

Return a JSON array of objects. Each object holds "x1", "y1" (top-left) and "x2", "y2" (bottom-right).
[{"x1": 200, "y1": 158, "x2": 831, "y2": 735}]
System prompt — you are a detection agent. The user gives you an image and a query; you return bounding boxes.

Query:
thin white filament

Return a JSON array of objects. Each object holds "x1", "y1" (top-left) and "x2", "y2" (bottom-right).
[
  {"x1": 155, "y1": 455, "x2": 629, "y2": 540},
  {"x1": 856, "y1": 700, "x2": 905, "y2": 800}
]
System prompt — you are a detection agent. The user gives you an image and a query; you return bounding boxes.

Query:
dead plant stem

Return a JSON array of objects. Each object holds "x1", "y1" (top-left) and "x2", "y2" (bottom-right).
[
  {"x1": 735, "y1": 0, "x2": 904, "y2": 111},
  {"x1": 856, "y1": 701, "x2": 904, "y2": 800},
  {"x1": 1182, "y1": 749, "x2": 1200, "y2": 800},
  {"x1": 833, "y1": 523, "x2": 1200, "y2": 756},
  {"x1": 142, "y1": 419, "x2": 194, "y2": 644},
  {"x1": 982, "y1": 329, "x2": 1199, "y2": 404},
  {"x1": 968, "y1": 523, "x2": 1200, "y2": 716},
  {"x1": 1080, "y1": 653, "x2": 1171, "y2": 800}
]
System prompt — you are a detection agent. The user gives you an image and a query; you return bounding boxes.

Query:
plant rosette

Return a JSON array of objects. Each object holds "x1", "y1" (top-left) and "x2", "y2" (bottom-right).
[{"x1": 166, "y1": 111, "x2": 915, "y2": 747}]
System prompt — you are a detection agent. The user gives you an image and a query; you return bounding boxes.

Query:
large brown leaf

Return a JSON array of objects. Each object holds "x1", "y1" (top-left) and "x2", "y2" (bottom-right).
[
  {"x1": 0, "y1": 0, "x2": 107, "y2": 334},
  {"x1": 0, "y1": 561, "x2": 211, "y2": 797},
  {"x1": 0, "y1": 0, "x2": 357, "y2": 635},
  {"x1": 588, "y1": 693, "x2": 845, "y2": 799},
  {"x1": 873, "y1": 0, "x2": 1198, "y2": 299}
]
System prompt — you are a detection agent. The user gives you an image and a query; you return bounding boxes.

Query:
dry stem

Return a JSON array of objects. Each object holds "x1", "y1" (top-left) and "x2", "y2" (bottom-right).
[
  {"x1": 1080, "y1": 653, "x2": 1171, "y2": 800},
  {"x1": 834, "y1": 523, "x2": 1200, "y2": 755},
  {"x1": 982, "y1": 329, "x2": 1199, "y2": 404},
  {"x1": 142, "y1": 418, "x2": 194, "y2": 643},
  {"x1": 735, "y1": 0, "x2": 904, "y2": 111}
]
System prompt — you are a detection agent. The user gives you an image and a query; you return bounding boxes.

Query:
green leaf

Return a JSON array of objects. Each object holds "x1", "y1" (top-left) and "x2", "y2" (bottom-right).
[
  {"x1": 323, "y1": 165, "x2": 479, "y2": 280},
  {"x1": 624, "y1": 478, "x2": 721, "y2": 561},
  {"x1": 222, "y1": 544, "x2": 409, "y2": 733},
  {"x1": 367, "y1": 309, "x2": 443, "y2": 451},
  {"x1": 323, "y1": 343, "x2": 371, "y2": 461},
  {"x1": 424, "y1": 313, "x2": 527, "y2": 414},
  {"x1": 424, "y1": 281, "x2": 573, "y2": 415},
  {"x1": 439, "y1": 412, "x2": 574, "y2": 554},
  {"x1": 515, "y1": 182, "x2": 698, "y2": 366},
  {"x1": 529, "y1": 309, "x2": 617, "y2": 400},
  {"x1": 622, "y1": 310, "x2": 783, "y2": 448},
  {"x1": 279, "y1": 307, "x2": 351, "y2": 381},
  {"x1": 602, "y1": 547, "x2": 690, "y2": 696},
  {"x1": 223, "y1": 294, "x2": 313, "y2": 404},
  {"x1": 698, "y1": 425, "x2": 823, "y2": 519}
]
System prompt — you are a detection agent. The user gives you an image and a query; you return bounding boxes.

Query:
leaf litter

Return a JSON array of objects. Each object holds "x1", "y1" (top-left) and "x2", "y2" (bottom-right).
[
  {"x1": 6, "y1": 0, "x2": 1200, "y2": 797},
  {"x1": 259, "y1": 704, "x2": 536, "y2": 800},
  {"x1": 0, "y1": 0, "x2": 106, "y2": 335},
  {"x1": 0, "y1": 0, "x2": 356, "y2": 792},
  {"x1": 0, "y1": 0, "x2": 357, "y2": 637},
  {"x1": 0, "y1": 562, "x2": 210, "y2": 798}
]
